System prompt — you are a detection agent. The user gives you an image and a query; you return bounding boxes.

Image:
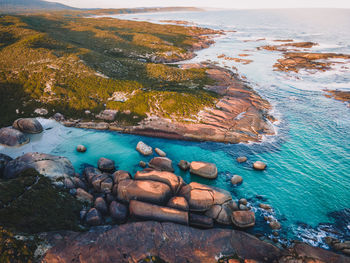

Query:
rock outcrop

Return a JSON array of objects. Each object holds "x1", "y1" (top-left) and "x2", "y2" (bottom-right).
[
  {"x1": 3, "y1": 152, "x2": 75, "y2": 180},
  {"x1": 0, "y1": 127, "x2": 29, "y2": 147},
  {"x1": 42, "y1": 221, "x2": 282, "y2": 263},
  {"x1": 12, "y1": 118, "x2": 43, "y2": 134},
  {"x1": 148, "y1": 157, "x2": 174, "y2": 172}
]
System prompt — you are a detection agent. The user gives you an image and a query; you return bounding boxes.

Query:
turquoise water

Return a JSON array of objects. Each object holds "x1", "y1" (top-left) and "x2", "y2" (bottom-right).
[{"x1": 1, "y1": 9, "x2": 350, "y2": 247}]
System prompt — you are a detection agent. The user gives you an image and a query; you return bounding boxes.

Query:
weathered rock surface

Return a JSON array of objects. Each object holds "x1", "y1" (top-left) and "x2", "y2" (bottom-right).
[
  {"x1": 189, "y1": 213, "x2": 214, "y2": 229},
  {"x1": 84, "y1": 166, "x2": 102, "y2": 184},
  {"x1": 85, "y1": 208, "x2": 102, "y2": 226},
  {"x1": 76, "y1": 188, "x2": 93, "y2": 204},
  {"x1": 179, "y1": 182, "x2": 232, "y2": 212},
  {"x1": 167, "y1": 196, "x2": 189, "y2": 211},
  {"x1": 325, "y1": 90, "x2": 350, "y2": 106},
  {"x1": 117, "y1": 179, "x2": 172, "y2": 205},
  {"x1": 3, "y1": 152, "x2": 75, "y2": 180},
  {"x1": 97, "y1": 157, "x2": 115, "y2": 173},
  {"x1": 231, "y1": 211, "x2": 255, "y2": 228},
  {"x1": 12, "y1": 118, "x2": 43, "y2": 134},
  {"x1": 205, "y1": 200, "x2": 238, "y2": 225},
  {"x1": 0, "y1": 127, "x2": 29, "y2": 147},
  {"x1": 112, "y1": 170, "x2": 131, "y2": 185},
  {"x1": 95, "y1": 197, "x2": 108, "y2": 215},
  {"x1": 42, "y1": 221, "x2": 283, "y2": 263},
  {"x1": 136, "y1": 141, "x2": 153, "y2": 156},
  {"x1": 75, "y1": 122, "x2": 109, "y2": 130},
  {"x1": 96, "y1": 110, "x2": 117, "y2": 121},
  {"x1": 129, "y1": 200, "x2": 189, "y2": 225},
  {"x1": 34, "y1": 108, "x2": 48, "y2": 115},
  {"x1": 134, "y1": 169, "x2": 183, "y2": 194},
  {"x1": 109, "y1": 201, "x2": 128, "y2": 222},
  {"x1": 148, "y1": 157, "x2": 174, "y2": 172},
  {"x1": 190, "y1": 161, "x2": 217, "y2": 179}
]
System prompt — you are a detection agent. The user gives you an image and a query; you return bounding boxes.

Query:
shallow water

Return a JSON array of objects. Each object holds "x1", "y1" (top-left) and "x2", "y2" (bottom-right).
[{"x1": 1, "y1": 9, "x2": 350, "y2": 247}]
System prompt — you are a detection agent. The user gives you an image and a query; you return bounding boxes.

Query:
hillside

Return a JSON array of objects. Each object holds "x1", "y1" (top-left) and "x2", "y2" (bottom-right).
[
  {"x1": 0, "y1": 13, "x2": 218, "y2": 126},
  {"x1": 0, "y1": 0, "x2": 76, "y2": 12}
]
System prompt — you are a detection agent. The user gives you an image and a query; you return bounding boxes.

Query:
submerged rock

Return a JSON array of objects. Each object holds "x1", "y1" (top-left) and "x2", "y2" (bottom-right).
[
  {"x1": 0, "y1": 127, "x2": 29, "y2": 147},
  {"x1": 148, "y1": 157, "x2": 174, "y2": 172},
  {"x1": 178, "y1": 160, "x2": 190, "y2": 171},
  {"x1": 12, "y1": 118, "x2": 43, "y2": 134},
  {"x1": 3, "y1": 152, "x2": 75, "y2": 180},
  {"x1": 190, "y1": 161, "x2": 218, "y2": 179},
  {"x1": 231, "y1": 174, "x2": 243, "y2": 185},
  {"x1": 136, "y1": 141, "x2": 153, "y2": 156},
  {"x1": 236, "y1": 156, "x2": 247, "y2": 163},
  {"x1": 253, "y1": 161, "x2": 267, "y2": 170}
]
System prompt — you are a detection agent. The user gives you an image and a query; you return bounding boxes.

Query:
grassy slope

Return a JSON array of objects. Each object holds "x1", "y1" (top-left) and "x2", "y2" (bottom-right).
[{"x1": 0, "y1": 13, "x2": 217, "y2": 127}]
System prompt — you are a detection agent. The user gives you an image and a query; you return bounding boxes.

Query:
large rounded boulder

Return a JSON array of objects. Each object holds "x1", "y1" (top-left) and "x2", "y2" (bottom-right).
[
  {"x1": 231, "y1": 210, "x2": 255, "y2": 228},
  {"x1": 12, "y1": 118, "x2": 43, "y2": 134},
  {"x1": 136, "y1": 141, "x2": 152, "y2": 156},
  {"x1": 97, "y1": 157, "x2": 115, "y2": 173},
  {"x1": 190, "y1": 161, "x2": 218, "y2": 179},
  {"x1": 148, "y1": 157, "x2": 174, "y2": 172},
  {"x1": 0, "y1": 127, "x2": 29, "y2": 147},
  {"x1": 3, "y1": 152, "x2": 75, "y2": 180}
]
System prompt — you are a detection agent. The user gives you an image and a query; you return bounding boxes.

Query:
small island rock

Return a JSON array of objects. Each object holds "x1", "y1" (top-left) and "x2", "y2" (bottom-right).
[
  {"x1": 253, "y1": 161, "x2": 267, "y2": 170},
  {"x1": 136, "y1": 141, "x2": 153, "y2": 156},
  {"x1": 76, "y1": 145, "x2": 87, "y2": 153},
  {"x1": 155, "y1": 148, "x2": 166, "y2": 157},
  {"x1": 190, "y1": 161, "x2": 218, "y2": 179}
]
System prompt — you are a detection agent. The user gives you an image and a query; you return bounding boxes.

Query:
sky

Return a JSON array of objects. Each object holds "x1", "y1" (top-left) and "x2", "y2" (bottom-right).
[{"x1": 45, "y1": 0, "x2": 350, "y2": 9}]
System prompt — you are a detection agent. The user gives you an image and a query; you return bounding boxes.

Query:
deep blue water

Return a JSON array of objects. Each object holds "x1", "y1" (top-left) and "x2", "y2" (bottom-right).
[{"x1": 1, "y1": 9, "x2": 350, "y2": 247}]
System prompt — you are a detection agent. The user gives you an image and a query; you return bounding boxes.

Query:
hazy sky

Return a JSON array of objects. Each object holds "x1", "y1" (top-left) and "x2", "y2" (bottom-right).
[{"x1": 46, "y1": 0, "x2": 350, "y2": 9}]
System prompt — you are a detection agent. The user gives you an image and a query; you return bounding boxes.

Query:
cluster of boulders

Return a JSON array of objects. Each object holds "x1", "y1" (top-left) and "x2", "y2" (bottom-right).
[
  {"x1": 0, "y1": 118, "x2": 43, "y2": 147},
  {"x1": 62, "y1": 152, "x2": 256, "y2": 229}
]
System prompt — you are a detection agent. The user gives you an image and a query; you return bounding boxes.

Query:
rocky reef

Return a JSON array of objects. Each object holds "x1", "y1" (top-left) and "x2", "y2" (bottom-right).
[
  {"x1": 257, "y1": 40, "x2": 350, "y2": 73},
  {"x1": 324, "y1": 90, "x2": 350, "y2": 107}
]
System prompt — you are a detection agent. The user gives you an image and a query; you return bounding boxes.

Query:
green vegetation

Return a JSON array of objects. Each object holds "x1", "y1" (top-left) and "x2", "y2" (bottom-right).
[
  {"x1": 0, "y1": 227, "x2": 37, "y2": 263},
  {"x1": 0, "y1": 13, "x2": 219, "y2": 127},
  {"x1": 0, "y1": 168, "x2": 83, "y2": 233}
]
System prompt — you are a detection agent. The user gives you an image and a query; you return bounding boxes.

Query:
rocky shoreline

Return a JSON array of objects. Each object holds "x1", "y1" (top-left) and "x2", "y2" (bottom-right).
[
  {"x1": 0, "y1": 119, "x2": 350, "y2": 262},
  {"x1": 60, "y1": 64, "x2": 275, "y2": 144}
]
